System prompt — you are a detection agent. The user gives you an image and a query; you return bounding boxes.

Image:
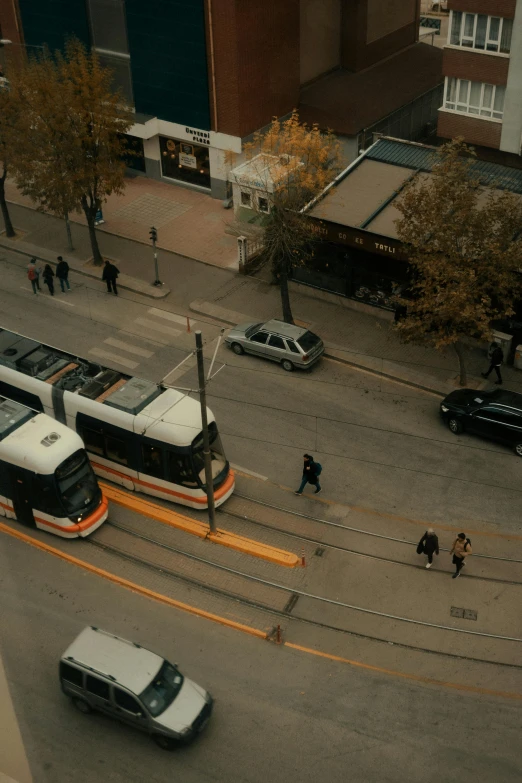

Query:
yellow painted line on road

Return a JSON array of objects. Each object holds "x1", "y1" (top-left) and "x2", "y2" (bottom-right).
[
  {"x1": 1, "y1": 521, "x2": 520, "y2": 701},
  {"x1": 284, "y1": 642, "x2": 522, "y2": 701},
  {"x1": 234, "y1": 471, "x2": 522, "y2": 542},
  {"x1": 0, "y1": 521, "x2": 268, "y2": 639},
  {"x1": 100, "y1": 482, "x2": 300, "y2": 568}
]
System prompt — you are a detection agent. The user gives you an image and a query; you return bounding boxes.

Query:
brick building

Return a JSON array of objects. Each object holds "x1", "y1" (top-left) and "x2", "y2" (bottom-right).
[
  {"x1": 0, "y1": 1, "x2": 444, "y2": 198},
  {"x1": 438, "y1": 1, "x2": 522, "y2": 158}
]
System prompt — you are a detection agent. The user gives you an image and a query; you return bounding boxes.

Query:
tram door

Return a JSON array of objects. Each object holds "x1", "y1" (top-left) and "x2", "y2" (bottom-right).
[{"x1": 9, "y1": 468, "x2": 35, "y2": 527}]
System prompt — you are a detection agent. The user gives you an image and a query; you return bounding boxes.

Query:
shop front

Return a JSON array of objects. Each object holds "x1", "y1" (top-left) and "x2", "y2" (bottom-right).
[
  {"x1": 292, "y1": 218, "x2": 409, "y2": 312},
  {"x1": 159, "y1": 135, "x2": 211, "y2": 189}
]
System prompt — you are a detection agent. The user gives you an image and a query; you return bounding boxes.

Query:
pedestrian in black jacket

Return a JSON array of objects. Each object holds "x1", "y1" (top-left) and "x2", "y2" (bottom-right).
[
  {"x1": 42, "y1": 263, "x2": 55, "y2": 296},
  {"x1": 102, "y1": 260, "x2": 120, "y2": 295},
  {"x1": 481, "y1": 343, "x2": 503, "y2": 385},
  {"x1": 417, "y1": 528, "x2": 439, "y2": 569},
  {"x1": 56, "y1": 256, "x2": 71, "y2": 292},
  {"x1": 295, "y1": 453, "x2": 322, "y2": 496}
]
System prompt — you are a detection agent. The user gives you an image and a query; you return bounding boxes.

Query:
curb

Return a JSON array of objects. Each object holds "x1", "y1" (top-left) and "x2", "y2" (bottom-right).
[
  {"x1": 101, "y1": 482, "x2": 300, "y2": 568},
  {"x1": 0, "y1": 234, "x2": 171, "y2": 300}
]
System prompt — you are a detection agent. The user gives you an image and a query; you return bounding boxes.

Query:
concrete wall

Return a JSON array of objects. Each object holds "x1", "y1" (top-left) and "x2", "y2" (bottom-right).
[
  {"x1": 300, "y1": 0, "x2": 341, "y2": 84},
  {"x1": 438, "y1": 110, "x2": 503, "y2": 148},
  {"x1": 500, "y1": 0, "x2": 522, "y2": 154}
]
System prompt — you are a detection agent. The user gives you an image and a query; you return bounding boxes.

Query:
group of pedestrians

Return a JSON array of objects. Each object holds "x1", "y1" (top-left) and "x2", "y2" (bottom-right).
[
  {"x1": 27, "y1": 257, "x2": 120, "y2": 296},
  {"x1": 27, "y1": 256, "x2": 70, "y2": 296},
  {"x1": 417, "y1": 529, "x2": 472, "y2": 578}
]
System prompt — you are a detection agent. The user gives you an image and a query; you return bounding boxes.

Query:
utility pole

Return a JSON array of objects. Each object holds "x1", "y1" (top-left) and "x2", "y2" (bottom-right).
[
  {"x1": 149, "y1": 226, "x2": 161, "y2": 286},
  {"x1": 195, "y1": 330, "x2": 216, "y2": 534}
]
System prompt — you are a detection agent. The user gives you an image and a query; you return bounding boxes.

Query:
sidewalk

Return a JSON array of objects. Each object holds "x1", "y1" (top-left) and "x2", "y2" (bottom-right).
[{"x1": 2, "y1": 175, "x2": 522, "y2": 397}]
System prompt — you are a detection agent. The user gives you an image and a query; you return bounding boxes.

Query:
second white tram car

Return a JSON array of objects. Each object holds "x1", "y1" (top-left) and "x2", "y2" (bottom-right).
[
  {"x1": 0, "y1": 329, "x2": 235, "y2": 509},
  {"x1": 0, "y1": 396, "x2": 108, "y2": 537}
]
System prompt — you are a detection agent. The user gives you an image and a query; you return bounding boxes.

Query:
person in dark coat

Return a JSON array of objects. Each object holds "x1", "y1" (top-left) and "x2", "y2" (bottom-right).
[
  {"x1": 417, "y1": 528, "x2": 439, "y2": 569},
  {"x1": 481, "y1": 342, "x2": 503, "y2": 385},
  {"x1": 295, "y1": 453, "x2": 322, "y2": 496},
  {"x1": 102, "y1": 260, "x2": 120, "y2": 295},
  {"x1": 42, "y1": 263, "x2": 55, "y2": 296},
  {"x1": 56, "y1": 256, "x2": 71, "y2": 292}
]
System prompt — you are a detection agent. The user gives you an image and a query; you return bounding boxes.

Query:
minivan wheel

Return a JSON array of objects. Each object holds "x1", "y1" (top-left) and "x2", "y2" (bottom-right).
[
  {"x1": 514, "y1": 443, "x2": 522, "y2": 457},
  {"x1": 448, "y1": 418, "x2": 463, "y2": 434},
  {"x1": 281, "y1": 359, "x2": 294, "y2": 372},
  {"x1": 153, "y1": 734, "x2": 177, "y2": 751},
  {"x1": 231, "y1": 343, "x2": 244, "y2": 355},
  {"x1": 72, "y1": 698, "x2": 92, "y2": 715}
]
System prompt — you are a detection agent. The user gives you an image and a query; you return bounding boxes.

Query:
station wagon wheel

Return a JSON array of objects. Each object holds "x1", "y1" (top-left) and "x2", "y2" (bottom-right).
[
  {"x1": 281, "y1": 359, "x2": 294, "y2": 372},
  {"x1": 448, "y1": 417, "x2": 463, "y2": 434},
  {"x1": 514, "y1": 443, "x2": 522, "y2": 457},
  {"x1": 231, "y1": 343, "x2": 244, "y2": 355},
  {"x1": 72, "y1": 698, "x2": 92, "y2": 715},
  {"x1": 153, "y1": 734, "x2": 177, "y2": 751}
]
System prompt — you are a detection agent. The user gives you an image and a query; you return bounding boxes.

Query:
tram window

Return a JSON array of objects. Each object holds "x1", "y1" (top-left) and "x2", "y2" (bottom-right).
[
  {"x1": 80, "y1": 427, "x2": 104, "y2": 457},
  {"x1": 113, "y1": 688, "x2": 142, "y2": 714},
  {"x1": 60, "y1": 662, "x2": 83, "y2": 687},
  {"x1": 142, "y1": 445, "x2": 164, "y2": 479},
  {"x1": 168, "y1": 452, "x2": 198, "y2": 487},
  {"x1": 86, "y1": 676, "x2": 110, "y2": 700},
  {"x1": 105, "y1": 435, "x2": 128, "y2": 466}
]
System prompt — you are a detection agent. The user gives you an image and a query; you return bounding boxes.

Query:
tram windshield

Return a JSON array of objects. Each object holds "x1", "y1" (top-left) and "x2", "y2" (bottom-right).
[
  {"x1": 56, "y1": 449, "x2": 100, "y2": 515},
  {"x1": 191, "y1": 423, "x2": 227, "y2": 486}
]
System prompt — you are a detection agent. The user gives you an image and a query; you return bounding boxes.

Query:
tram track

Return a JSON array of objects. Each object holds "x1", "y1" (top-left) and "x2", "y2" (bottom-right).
[{"x1": 87, "y1": 518, "x2": 522, "y2": 669}]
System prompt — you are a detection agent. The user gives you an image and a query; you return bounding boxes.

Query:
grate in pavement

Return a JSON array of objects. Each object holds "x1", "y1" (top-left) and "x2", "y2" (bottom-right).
[
  {"x1": 283, "y1": 594, "x2": 299, "y2": 614},
  {"x1": 114, "y1": 194, "x2": 192, "y2": 227},
  {"x1": 314, "y1": 547, "x2": 325, "y2": 557},
  {"x1": 450, "y1": 606, "x2": 478, "y2": 621}
]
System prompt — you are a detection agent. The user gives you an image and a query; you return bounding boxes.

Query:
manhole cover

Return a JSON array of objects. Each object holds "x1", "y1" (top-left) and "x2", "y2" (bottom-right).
[
  {"x1": 463, "y1": 609, "x2": 478, "y2": 621},
  {"x1": 450, "y1": 606, "x2": 464, "y2": 618}
]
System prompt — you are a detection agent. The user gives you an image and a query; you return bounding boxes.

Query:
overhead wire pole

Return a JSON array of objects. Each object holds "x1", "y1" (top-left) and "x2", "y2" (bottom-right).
[{"x1": 195, "y1": 330, "x2": 217, "y2": 534}]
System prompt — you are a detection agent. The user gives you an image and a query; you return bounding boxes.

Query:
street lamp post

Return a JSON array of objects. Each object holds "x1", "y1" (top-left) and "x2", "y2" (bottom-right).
[
  {"x1": 149, "y1": 226, "x2": 162, "y2": 286},
  {"x1": 195, "y1": 330, "x2": 217, "y2": 534}
]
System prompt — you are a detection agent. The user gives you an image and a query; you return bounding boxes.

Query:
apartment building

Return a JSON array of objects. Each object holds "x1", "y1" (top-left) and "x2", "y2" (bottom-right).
[
  {"x1": 438, "y1": 1, "x2": 522, "y2": 156},
  {"x1": 1, "y1": 1, "x2": 443, "y2": 198}
]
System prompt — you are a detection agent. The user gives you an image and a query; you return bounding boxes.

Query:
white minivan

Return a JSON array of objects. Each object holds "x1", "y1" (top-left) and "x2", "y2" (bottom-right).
[{"x1": 60, "y1": 626, "x2": 213, "y2": 750}]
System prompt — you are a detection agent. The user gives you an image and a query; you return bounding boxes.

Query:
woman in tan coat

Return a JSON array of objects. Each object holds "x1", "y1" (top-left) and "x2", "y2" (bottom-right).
[{"x1": 450, "y1": 533, "x2": 472, "y2": 578}]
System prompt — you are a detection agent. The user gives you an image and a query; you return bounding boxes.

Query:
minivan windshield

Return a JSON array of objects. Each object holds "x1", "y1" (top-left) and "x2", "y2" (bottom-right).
[
  {"x1": 297, "y1": 331, "x2": 321, "y2": 351},
  {"x1": 140, "y1": 661, "x2": 184, "y2": 717}
]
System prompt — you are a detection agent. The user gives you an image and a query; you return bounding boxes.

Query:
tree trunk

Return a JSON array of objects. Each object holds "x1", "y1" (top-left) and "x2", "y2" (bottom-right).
[
  {"x1": 454, "y1": 341, "x2": 467, "y2": 387},
  {"x1": 279, "y1": 255, "x2": 294, "y2": 324},
  {"x1": 81, "y1": 197, "x2": 103, "y2": 266},
  {"x1": 0, "y1": 173, "x2": 15, "y2": 238},
  {"x1": 64, "y1": 212, "x2": 74, "y2": 252}
]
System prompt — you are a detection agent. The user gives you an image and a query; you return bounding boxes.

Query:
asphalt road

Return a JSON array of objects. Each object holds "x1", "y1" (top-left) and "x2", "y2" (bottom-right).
[
  {"x1": 0, "y1": 249, "x2": 521, "y2": 533},
  {"x1": 1, "y1": 535, "x2": 521, "y2": 783}
]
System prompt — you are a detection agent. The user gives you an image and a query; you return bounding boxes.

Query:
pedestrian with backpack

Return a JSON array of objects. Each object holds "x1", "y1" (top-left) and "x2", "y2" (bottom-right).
[
  {"x1": 295, "y1": 453, "x2": 322, "y2": 496},
  {"x1": 27, "y1": 258, "x2": 41, "y2": 294},
  {"x1": 102, "y1": 260, "x2": 120, "y2": 295},
  {"x1": 450, "y1": 532, "x2": 472, "y2": 578}
]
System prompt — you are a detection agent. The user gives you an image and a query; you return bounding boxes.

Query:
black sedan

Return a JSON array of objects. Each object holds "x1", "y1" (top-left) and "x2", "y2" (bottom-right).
[{"x1": 440, "y1": 388, "x2": 522, "y2": 456}]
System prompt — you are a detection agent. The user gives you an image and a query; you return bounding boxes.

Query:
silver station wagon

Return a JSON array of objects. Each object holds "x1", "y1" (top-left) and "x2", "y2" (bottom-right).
[{"x1": 225, "y1": 319, "x2": 324, "y2": 371}]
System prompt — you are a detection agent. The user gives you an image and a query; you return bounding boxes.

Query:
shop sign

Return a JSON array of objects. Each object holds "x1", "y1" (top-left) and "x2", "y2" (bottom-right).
[
  {"x1": 308, "y1": 218, "x2": 406, "y2": 260},
  {"x1": 185, "y1": 126, "x2": 210, "y2": 146},
  {"x1": 179, "y1": 152, "x2": 197, "y2": 169}
]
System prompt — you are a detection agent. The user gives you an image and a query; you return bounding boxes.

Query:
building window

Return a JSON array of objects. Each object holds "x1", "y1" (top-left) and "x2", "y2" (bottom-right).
[
  {"x1": 241, "y1": 191, "x2": 252, "y2": 208},
  {"x1": 258, "y1": 196, "x2": 270, "y2": 213},
  {"x1": 444, "y1": 77, "x2": 506, "y2": 120},
  {"x1": 87, "y1": 0, "x2": 133, "y2": 106},
  {"x1": 159, "y1": 137, "x2": 211, "y2": 189},
  {"x1": 449, "y1": 11, "x2": 513, "y2": 54}
]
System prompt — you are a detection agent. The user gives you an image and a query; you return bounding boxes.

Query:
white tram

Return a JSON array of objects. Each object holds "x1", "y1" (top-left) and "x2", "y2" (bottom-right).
[
  {"x1": 0, "y1": 396, "x2": 108, "y2": 537},
  {"x1": 0, "y1": 329, "x2": 234, "y2": 509}
]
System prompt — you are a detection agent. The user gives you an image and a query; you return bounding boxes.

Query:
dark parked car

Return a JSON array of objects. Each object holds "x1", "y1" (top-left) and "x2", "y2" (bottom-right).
[{"x1": 440, "y1": 388, "x2": 522, "y2": 456}]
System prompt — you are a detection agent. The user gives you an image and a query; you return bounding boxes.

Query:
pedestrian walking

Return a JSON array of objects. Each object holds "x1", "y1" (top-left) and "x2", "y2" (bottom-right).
[
  {"x1": 27, "y1": 257, "x2": 41, "y2": 294},
  {"x1": 102, "y1": 260, "x2": 120, "y2": 295},
  {"x1": 295, "y1": 453, "x2": 322, "y2": 496},
  {"x1": 450, "y1": 532, "x2": 472, "y2": 578},
  {"x1": 416, "y1": 528, "x2": 439, "y2": 569},
  {"x1": 481, "y1": 342, "x2": 503, "y2": 385},
  {"x1": 42, "y1": 263, "x2": 55, "y2": 296},
  {"x1": 56, "y1": 256, "x2": 71, "y2": 292}
]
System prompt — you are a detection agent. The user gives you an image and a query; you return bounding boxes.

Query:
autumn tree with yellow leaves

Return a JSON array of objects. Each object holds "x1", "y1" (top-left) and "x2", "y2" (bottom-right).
[
  {"x1": 241, "y1": 112, "x2": 343, "y2": 323},
  {"x1": 394, "y1": 139, "x2": 522, "y2": 386}
]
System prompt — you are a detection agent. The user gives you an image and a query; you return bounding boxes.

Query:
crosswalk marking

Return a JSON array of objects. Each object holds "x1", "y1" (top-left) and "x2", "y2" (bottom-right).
[
  {"x1": 148, "y1": 307, "x2": 195, "y2": 327},
  {"x1": 103, "y1": 337, "x2": 154, "y2": 358},
  {"x1": 135, "y1": 317, "x2": 182, "y2": 338},
  {"x1": 88, "y1": 347, "x2": 139, "y2": 370}
]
